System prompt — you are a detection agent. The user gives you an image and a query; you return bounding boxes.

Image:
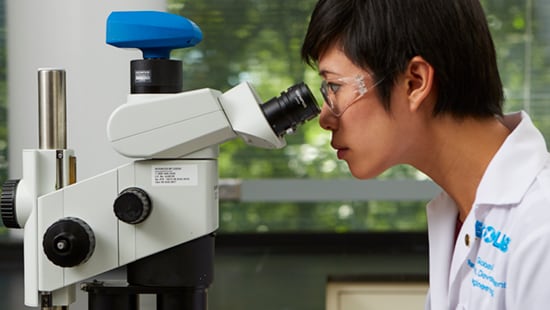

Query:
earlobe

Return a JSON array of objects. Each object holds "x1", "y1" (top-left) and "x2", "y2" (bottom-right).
[{"x1": 406, "y1": 56, "x2": 435, "y2": 112}]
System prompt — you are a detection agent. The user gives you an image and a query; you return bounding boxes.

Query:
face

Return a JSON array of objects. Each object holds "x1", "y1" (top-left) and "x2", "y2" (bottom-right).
[{"x1": 318, "y1": 46, "x2": 420, "y2": 179}]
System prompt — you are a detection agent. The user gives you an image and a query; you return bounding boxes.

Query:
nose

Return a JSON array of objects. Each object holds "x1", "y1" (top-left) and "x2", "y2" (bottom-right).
[{"x1": 319, "y1": 103, "x2": 338, "y2": 131}]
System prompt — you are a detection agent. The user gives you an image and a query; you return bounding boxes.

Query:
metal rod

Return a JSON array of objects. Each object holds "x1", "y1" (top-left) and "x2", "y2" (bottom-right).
[{"x1": 38, "y1": 69, "x2": 67, "y2": 150}]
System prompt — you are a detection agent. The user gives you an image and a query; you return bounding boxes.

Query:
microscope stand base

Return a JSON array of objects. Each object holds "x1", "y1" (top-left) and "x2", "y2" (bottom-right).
[
  {"x1": 82, "y1": 234, "x2": 214, "y2": 310},
  {"x1": 82, "y1": 281, "x2": 208, "y2": 310}
]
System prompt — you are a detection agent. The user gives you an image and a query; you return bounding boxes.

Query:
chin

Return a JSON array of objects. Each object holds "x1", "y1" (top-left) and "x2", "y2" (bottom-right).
[{"x1": 348, "y1": 165, "x2": 385, "y2": 180}]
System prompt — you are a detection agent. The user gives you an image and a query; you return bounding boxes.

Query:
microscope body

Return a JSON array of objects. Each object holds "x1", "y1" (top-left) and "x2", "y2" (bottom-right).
[
  {"x1": 18, "y1": 94, "x2": 223, "y2": 307},
  {"x1": 21, "y1": 81, "x2": 283, "y2": 307},
  {"x1": 35, "y1": 156, "x2": 218, "y2": 285}
]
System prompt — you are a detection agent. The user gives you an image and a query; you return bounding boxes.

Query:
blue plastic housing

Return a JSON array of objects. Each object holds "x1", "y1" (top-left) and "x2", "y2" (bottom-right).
[{"x1": 106, "y1": 11, "x2": 203, "y2": 59}]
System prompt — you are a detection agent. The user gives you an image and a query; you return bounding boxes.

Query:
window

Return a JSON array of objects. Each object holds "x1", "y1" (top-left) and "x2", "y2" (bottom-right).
[
  {"x1": 1, "y1": 0, "x2": 549, "y2": 235},
  {"x1": 166, "y1": 0, "x2": 550, "y2": 233}
]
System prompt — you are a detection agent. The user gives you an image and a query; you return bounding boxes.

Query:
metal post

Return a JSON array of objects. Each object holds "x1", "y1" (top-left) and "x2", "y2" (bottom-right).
[{"x1": 38, "y1": 69, "x2": 67, "y2": 150}]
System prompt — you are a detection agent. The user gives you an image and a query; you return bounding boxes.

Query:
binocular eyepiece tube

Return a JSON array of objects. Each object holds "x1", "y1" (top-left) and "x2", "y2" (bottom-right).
[{"x1": 261, "y1": 82, "x2": 320, "y2": 137}]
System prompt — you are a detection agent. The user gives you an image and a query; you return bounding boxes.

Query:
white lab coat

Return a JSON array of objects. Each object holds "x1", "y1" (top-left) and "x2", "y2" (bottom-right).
[{"x1": 425, "y1": 111, "x2": 550, "y2": 309}]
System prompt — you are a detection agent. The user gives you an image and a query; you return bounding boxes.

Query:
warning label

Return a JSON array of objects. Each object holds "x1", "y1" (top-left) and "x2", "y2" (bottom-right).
[{"x1": 152, "y1": 165, "x2": 198, "y2": 186}]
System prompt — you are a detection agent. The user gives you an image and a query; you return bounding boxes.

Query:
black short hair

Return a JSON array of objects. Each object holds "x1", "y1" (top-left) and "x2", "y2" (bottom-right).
[{"x1": 301, "y1": 0, "x2": 504, "y2": 118}]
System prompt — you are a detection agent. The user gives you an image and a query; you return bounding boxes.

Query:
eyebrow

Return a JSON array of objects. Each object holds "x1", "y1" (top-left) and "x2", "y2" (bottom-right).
[{"x1": 318, "y1": 69, "x2": 339, "y2": 78}]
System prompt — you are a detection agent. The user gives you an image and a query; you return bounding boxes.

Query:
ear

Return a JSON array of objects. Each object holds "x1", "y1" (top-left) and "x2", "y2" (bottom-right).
[{"x1": 404, "y1": 56, "x2": 435, "y2": 112}]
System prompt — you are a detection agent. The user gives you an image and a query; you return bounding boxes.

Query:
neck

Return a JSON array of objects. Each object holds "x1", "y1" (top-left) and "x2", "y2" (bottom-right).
[{"x1": 411, "y1": 115, "x2": 510, "y2": 221}]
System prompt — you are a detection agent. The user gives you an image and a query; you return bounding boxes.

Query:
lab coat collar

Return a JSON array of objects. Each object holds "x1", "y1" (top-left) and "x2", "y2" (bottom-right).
[{"x1": 474, "y1": 111, "x2": 548, "y2": 206}]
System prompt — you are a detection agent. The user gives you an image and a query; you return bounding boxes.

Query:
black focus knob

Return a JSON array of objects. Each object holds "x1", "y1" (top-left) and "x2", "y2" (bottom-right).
[
  {"x1": 1, "y1": 179, "x2": 21, "y2": 228},
  {"x1": 43, "y1": 217, "x2": 95, "y2": 268},
  {"x1": 113, "y1": 187, "x2": 152, "y2": 224}
]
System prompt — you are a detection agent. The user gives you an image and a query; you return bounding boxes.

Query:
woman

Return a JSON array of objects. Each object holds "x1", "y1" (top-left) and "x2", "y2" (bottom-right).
[{"x1": 301, "y1": 0, "x2": 550, "y2": 309}]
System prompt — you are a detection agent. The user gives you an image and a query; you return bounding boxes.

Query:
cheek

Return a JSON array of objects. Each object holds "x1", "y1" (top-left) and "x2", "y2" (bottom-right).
[
  {"x1": 343, "y1": 111, "x2": 403, "y2": 178},
  {"x1": 348, "y1": 105, "x2": 397, "y2": 147}
]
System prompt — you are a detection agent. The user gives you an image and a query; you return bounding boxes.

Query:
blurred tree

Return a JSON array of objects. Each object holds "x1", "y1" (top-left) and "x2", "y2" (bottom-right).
[{"x1": 483, "y1": 0, "x2": 550, "y2": 144}]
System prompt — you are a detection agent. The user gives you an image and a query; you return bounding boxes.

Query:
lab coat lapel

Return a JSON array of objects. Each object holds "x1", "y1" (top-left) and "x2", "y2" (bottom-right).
[
  {"x1": 426, "y1": 192, "x2": 458, "y2": 308},
  {"x1": 448, "y1": 209, "x2": 478, "y2": 288}
]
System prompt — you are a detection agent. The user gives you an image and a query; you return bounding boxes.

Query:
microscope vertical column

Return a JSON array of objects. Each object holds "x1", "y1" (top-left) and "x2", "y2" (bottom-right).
[{"x1": 37, "y1": 68, "x2": 76, "y2": 309}]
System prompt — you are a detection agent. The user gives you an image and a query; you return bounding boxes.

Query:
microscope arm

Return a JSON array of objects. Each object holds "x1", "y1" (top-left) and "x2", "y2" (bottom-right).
[{"x1": 35, "y1": 157, "x2": 219, "y2": 295}]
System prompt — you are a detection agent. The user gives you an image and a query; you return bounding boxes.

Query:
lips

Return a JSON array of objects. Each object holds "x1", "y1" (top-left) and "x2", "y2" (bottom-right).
[
  {"x1": 332, "y1": 142, "x2": 349, "y2": 160},
  {"x1": 336, "y1": 148, "x2": 349, "y2": 160}
]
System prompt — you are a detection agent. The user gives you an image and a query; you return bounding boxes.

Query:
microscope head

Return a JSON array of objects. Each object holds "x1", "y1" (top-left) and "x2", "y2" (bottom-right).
[
  {"x1": 106, "y1": 81, "x2": 319, "y2": 158},
  {"x1": 104, "y1": 11, "x2": 319, "y2": 158}
]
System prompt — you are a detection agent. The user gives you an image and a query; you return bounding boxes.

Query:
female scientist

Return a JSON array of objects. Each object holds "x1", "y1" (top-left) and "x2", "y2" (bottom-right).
[{"x1": 301, "y1": 0, "x2": 550, "y2": 309}]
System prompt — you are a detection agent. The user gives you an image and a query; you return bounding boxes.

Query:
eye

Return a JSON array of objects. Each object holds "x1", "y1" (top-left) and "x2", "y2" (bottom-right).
[{"x1": 326, "y1": 82, "x2": 342, "y2": 93}]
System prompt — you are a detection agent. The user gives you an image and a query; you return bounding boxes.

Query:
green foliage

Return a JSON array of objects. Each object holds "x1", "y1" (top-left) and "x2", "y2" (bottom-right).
[{"x1": 220, "y1": 201, "x2": 427, "y2": 233}]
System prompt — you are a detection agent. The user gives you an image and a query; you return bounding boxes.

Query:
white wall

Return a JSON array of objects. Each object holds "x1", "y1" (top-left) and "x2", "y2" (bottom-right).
[{"x1": 7, "y1": 0, "x2": 166, "y2": 180}]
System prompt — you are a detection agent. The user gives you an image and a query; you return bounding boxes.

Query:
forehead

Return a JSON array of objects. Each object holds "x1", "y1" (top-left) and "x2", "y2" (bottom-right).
[{"x1": 318, "y1": 45, "x2": 361, "y2": 78}]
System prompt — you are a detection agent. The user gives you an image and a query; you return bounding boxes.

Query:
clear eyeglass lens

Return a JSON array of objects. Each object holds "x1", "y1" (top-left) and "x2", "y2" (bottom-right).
[
  {"x1": 320, "y1": 81, "x2": 354, "y2": 116},
  {"x1": 321, "y1": 81, "x2": 336, "y2": 114},
  {"x1": 320, "y1": 80, "x2": 339, "y2": 115},
  {"x1": 320, "y1": 75, "x2": 370, "y2": 116}
]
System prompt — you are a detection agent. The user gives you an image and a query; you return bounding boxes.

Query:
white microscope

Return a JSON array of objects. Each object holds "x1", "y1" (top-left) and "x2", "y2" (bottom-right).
[{"x1": 0, "y1": 11, "x2": 319, "y2": 310}]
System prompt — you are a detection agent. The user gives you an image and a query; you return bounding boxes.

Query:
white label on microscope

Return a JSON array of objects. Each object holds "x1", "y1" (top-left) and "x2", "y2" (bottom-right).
[{"x1": 152, "y1": 165, "x2": 198, "y2": 186}]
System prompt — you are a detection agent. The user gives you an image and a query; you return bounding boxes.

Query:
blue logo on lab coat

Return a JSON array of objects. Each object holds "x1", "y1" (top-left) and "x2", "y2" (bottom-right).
[{"x1": 475, "y1": 220, "x2": 511, "y2": 253}]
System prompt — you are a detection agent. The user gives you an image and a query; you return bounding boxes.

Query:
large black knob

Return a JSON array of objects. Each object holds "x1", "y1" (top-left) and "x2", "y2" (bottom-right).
[
  {"x1": 43, "y1": 217, "x2": 95, "y2": 268},
  {"x1": 1, "y1": 179, "x2": 21, "y2": 228},
  {"x1": 113, "y1": 187, "x2": 152, "y2": 224}
]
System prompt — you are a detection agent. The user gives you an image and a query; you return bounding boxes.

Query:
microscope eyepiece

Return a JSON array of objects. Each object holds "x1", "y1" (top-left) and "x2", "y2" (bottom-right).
[{"x1": 261, "y1": 82, "x2": 320, "y2": 136}]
